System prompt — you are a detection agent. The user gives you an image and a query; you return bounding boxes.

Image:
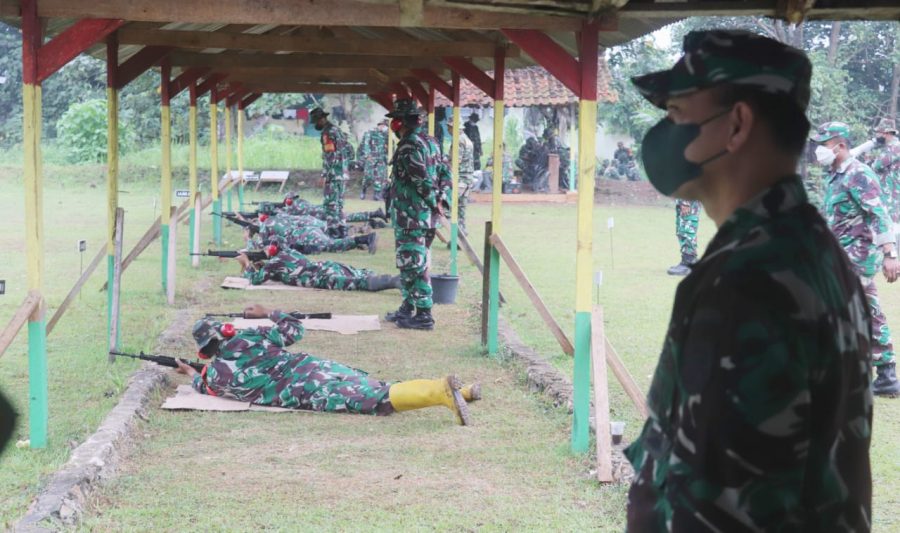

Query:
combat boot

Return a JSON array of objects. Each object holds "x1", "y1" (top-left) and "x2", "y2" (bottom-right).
[
  {"x1": 388, "y1": 375, "x2": 471, "y2": 425},
  {"x1": 873, "y1": 363, "x2": 900, "y2": 397},
  {"x1": 366, "y1": 274, "x2": 400, "y2": 292},
  {"x1": 385, "y1": 301, "x2": 414, "y2": 322},
  {"x1": 460, "y1": 382, "x2": 481, "y2": 402},
  {"x1": 354, "y1": 232, "x2": 378, "y2": 254},
  {"x1": 397, "y1": 309, "x2": 435, "y2": 331},
  {"x1": 360, "y1": 186, "x2": 367, "y2": 200},
  {"x1": 369, "y1": 207, "x2": 388, "y2": 221},
  {"x1": 667, "y1": 254, "x2": 696, "y2": 276}
]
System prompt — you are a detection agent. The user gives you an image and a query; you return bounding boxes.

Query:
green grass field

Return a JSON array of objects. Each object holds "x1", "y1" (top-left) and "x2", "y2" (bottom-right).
[{"x1": 0, "y1": 168, "x2": 898, "y2": 530}]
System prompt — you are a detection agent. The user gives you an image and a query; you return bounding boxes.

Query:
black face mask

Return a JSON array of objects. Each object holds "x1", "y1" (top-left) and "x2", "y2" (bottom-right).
[
  {"x1": 877, "y1": 136, "x2": 887, "y2": 146},
  {"x1": 640, "y1": 109, "x2": 731, "y2": 197}
]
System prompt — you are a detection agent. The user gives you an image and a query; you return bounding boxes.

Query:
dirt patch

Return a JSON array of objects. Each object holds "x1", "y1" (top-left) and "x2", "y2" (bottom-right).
[{"x1": 595, "y1": 178, "x2": 667, "y2": 207}]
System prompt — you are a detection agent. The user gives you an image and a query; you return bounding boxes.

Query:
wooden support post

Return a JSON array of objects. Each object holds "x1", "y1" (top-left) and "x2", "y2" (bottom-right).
[
  {"x1": 192, "y1": 195, "x2": 202, "y2": 267},
  {"x1": 487, "y1": 48, "x2": 505, "y2": 356},
  {"x1": 605, "y1": 339, "x2": 649, "y2": 418},
  {"x1": 490, "y1": 234, "x2": 574, "y2": 356},
  {"x1": 450, "y1": 72, "x2": 461, "y2": 276},
  {"x1": 166, "y1": 206, "x2": 177, "y2": 305},
  {"x1": 188, "y1": 84, "x2": 199, "y2": 265},
  {"x1": 210, "y1": 88, "x2": 221, "y2": 245},
  {"x1": 22, "y1": 0, "x2": 47, "y2": 448},
  {"x1": 106, "y1": 36, "x2": 120, "y2": 347},
  {"x1": 108, "y1": 208, "x2": 124, "y2": 355},
  {"x1": 237, "y1": 105, "x2": 245, "y2": 211},
  {"x1": 427, "y1": 86, "x2": 436, "y2": 137},
  {"x1": 160, "y1": 59, "x2": 172, "y2": 293},
  {"x1": 591, "y1": 306, "x2": 614, "y2": 483},
  {"x1": 571, "y1": 21, "x2": 600, "y2": 454},
  {"x1": 225, "y1": 104, "x2": 233, "y2": 212},
  {"x1": 481, "y1": 221, "x2": 492, "y2": 348}
]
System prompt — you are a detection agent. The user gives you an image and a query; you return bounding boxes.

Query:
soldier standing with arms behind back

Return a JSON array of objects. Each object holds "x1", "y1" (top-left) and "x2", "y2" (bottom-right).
[
  {"x1": 626, "y1": 30, "x2": 873, "y2": 530},
  {"x1": 813, "y1": 121, "x2": 900, "y2": 396},
  {"x1": 448, "y1": 119, "x2": 475, "y2": 235},
  {"x1": 359, "y1": 120, "x2": 389, "y2": 200},
  {"x1": 384, "y1": 98, "x2": 442, "y2": 331},
  {"x1": 311, "y1": 107, "x2": 351, "y2": 233}
]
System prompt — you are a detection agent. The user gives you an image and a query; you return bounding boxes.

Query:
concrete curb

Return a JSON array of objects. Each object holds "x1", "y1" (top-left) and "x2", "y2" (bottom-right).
[{"x1": 14, "y1": 309, "x2": 193, "y2": 532}]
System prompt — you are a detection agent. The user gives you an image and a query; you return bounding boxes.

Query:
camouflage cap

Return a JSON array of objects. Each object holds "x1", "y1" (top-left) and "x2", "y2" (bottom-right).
[
  {"x1": 385, "y1": 98, "x2": 421, "y2": 118},
  {"x1": 192, "y1": 318, "x2": 224, "y2": 350},
  {"x1": 632, "y1": 29, "x2": 812, "y2": 111},
  {"x1": 309, "y1": 107, "x2": 329, "y2": 121},
  {"x1": 875, "y1": 118, "x2": 898, "y2": 134},
  {"x1": 811, "y1": 121, "x2": 851, "y2": 143}
]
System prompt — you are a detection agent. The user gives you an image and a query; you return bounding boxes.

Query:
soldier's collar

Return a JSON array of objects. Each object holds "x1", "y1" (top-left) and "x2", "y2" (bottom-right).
[{"x1": 836, "y1": 156, "x2": 855, "y2": 174}]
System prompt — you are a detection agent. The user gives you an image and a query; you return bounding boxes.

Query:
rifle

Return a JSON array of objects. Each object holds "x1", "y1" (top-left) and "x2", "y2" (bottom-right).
[
  {"x1": 214, "y1": 213, "x2": 259, "y2": 232},
  {"x1": 191, "y1": 249, "x2": 268, "y2": 262},
  {"x1": 221, "y1": 211, "x2": 259, "y2": 219},
  {"x1": 251, "y1": 194, "x2": 300, "y2": 208},
  {"x1": 110, "y1": 351, "x2": 205, "y2": 372},
  {"x1": 205, "y1": 311, "x2": 333, "y2": 320}
]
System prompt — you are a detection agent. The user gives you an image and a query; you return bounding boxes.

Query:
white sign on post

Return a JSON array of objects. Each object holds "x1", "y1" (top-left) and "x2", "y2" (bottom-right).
[
  {"x1": 594, "y1": 271, "x2": 603, "y2": 286},
  {"x1": 607, "y1": 217, "x2": 615, "y2": 229},
  {"x1": 175, "y1": 190, "x2": 190, "y2": 198}
]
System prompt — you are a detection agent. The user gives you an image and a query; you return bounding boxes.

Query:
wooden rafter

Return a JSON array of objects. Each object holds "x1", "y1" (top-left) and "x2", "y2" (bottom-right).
[
  {"x1": 117, "y1": 27, "x2": 519, "y2": 58},
  {"x1": 170, "y1": 51, "x2": 439, "y2": 70},
  {"x1": 411, "y1": 69, "x2": 453, "y2": 100},
  {"x1": 242, "y1": 82, "x2": 379, "y2": 94},
  {"x1": 116, "y1": 45, "x2": 171, "y2": 89}
]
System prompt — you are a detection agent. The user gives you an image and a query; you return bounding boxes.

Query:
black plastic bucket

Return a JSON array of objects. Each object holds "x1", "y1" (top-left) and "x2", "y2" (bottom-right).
[{"x1": 431, "y1": 274, "x2": 460, "y2": 304}]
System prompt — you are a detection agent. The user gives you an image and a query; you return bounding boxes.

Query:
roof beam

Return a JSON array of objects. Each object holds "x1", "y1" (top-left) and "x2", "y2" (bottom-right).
[
  {"x1": 196, "y1": 72, "x2": 228, "y2": 97},
  {"x1": 25, "y1": 0, "x2": 582, "y2": 30},
  {"x1": 36, "y1": 18, "x2": 125, "y2": 83},
  {"x1": 169, "y1": 67, "x2": 209, "y2": 98},
  {"x1": 115, "y1": 45, "x2": 171, "y2": 89},
  {"x1": 403, "y1": 77, "x2": 430, "y2": 108},
  {"x1": 443, "y1": 57, "x2": 494, "y2": 98},
  {"x1": 502, "y1": 29, "x2": 580, "y2": 97},
  {"x1": 411, "y1": 69, "x2": 453, "y2": 100},
  {"x1": 241, "y1": 83, "x2": 379, "y2": 94},
  {"x1": 117, "y1": 27, "x2": 519, "y2": 58},
  {"x1": 170, "y1": 51, "x2": 439, "y2": 70}
]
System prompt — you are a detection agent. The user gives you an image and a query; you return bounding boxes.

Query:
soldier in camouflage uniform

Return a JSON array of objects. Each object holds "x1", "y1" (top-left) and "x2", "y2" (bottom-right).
[
  {"x1": 447, "y1": 119, "x2": 475, "y2": 234},
  {"x1": 253, "y1": 212, "x2": 377, "y2": 255},
  {"x1": 813, "y1": 121, "x2": 900, "y2": 397},
  {"x1": 479, "y1": 147, "x2": 513, "y2": 192},
  {"x1": 666, "y1": 199, "x2": 701, "y2": 275},
  {"x1": 626, "y1": 30, "x2": 874, "y2": 530},
  {"x1": 177, "y1": 305, "x2": 473, "y2": 424},
  {"x1": 384, "y1": 99, "x2": 446, "y2": 330},
  {"x1": 259, "y1": 197, "x2": 387, "y2": 227},
  {"x1": 359, "y1": 121, "x2": 389, "y2": 200},
  {"x1": 311, "y1": 108, "x2": 352, "y2": 230},
  {"x1": 237, "y1": 247, "x2": 397, "y2": 291},
  {"x1": 872, "y1": 118, "x2": 900, "y2": 227}
]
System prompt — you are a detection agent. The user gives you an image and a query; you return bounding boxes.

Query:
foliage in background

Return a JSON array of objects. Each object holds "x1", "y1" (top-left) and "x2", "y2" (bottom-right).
[
  {"x1": 505, "y1": 116, "x2": 523, "y2": 157},
  {"x1": 56, "y1": 99, "x2": 134, "y2": 163}
]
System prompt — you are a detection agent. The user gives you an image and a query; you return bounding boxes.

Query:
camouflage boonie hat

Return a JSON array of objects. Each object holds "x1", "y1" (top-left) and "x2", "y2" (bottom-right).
[
  {"x1": 192, "y1": 318, "x2": 224, "y2": 350},
  {"x1": 309, "y1": 107, "x2": 329, "y2": 121},
  {"x1": 811, "y1": 121, "x2": 851, "y2": 143},
  {"x1": 632, "y1": 29, "x2": 812, "y2": 111},
  {"x1": 875, "y1": 118, "x2": 898, "y2": 134},
  {"x1": 385, "y1": 98, "x2": 421, "y2": 118}
]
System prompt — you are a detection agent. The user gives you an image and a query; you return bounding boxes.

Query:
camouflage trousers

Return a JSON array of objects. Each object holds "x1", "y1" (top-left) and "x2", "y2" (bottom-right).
[
  {"x1": 362, "y1": 161, "x2": 387, "y2": 195},
  {"x1": 292, "y1": 227, "x2": 357, "y2": 254},
  {"x1": 276, "y1": 355, "x2": 393, "y2": 415},
  {"x1": 280, "y1": 261, "x2": 372, "y2": 291},
  {"x1": 395, "y1": 228, "x2": 434, "y2": 310},
  {"x1": 457, "y1": 181, "x2": 473, "y2": 233},
  {"x1": 860, "y1": 275, "x2": 895, "y2": 365},
  {"x1": 346, "y1": 211, "x2": 374, "y2": 223},
  {"x1": 675, "y1": 201, "x2": 700, "y2": 260},
  {"x1": 285, "y1": 203, "x2": 328, "y2": 219},
  {"x1": 323, "y1": 178, "x2": 346, "y2": 226}
]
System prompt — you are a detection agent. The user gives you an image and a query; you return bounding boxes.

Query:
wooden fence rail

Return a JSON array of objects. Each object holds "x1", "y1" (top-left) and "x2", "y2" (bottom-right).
[{"x1": 0, "y1": 291, "x2": 42, "y2": 359}]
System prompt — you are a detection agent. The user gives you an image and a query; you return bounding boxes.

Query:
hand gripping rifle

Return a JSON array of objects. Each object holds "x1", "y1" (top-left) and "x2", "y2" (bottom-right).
[
  {"x1": 110, "y1": 351, "x2": 205, "y2": 372},
  {"x1": 190, "y1": 249, "x2": 268, "y2": 262},
  {"x1": 205, "y1": 311, "x2": 333, "y2": 320}
]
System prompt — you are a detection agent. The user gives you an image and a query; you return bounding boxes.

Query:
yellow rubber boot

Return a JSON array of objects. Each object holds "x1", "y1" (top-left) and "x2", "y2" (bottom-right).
[
  {"x1": 389, "y1": 375, "x2": 471, "y2": 426},
  {"x1": 460, "y1": 383, "x2": 481, "y2": 402}
]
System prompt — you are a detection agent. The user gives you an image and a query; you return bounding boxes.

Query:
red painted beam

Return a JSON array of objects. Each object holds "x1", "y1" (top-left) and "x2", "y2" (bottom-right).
[
  {"x1": 427, "y1": 86, "x2": 436, "y2": 113},
  {"x1": 240, "y1": 93, "x2": 261, "y2": 110},
  {"x1": 494, "y1": 47, "x2": 505, "y2": 101},
  {"x1": 442, "y1": 57, "x2": 494, "y2": 98},
  {"x1": 160, "y1": 58, "x2": 171, "y2": 106},
  {"x1": 214, "y1": 85, "x2": 234, "y2": 104},
  {"x1": 411, "y1": 69, "x2": 453, "y2": 100},
  {"x1": 578, "y1": 21, "x2": 600, "y2": 101},
  {"x1": 502, "y1": 29, "x2": 580, "y2": 97},
  {"x1": 38, "y1": 19, "x2": 125, "y2": 83},
  {"x1": 117, "y1": 46, "x2": 171, "y2": 89},
  {"x1": 403, "y1": 77, "x2": 430, "y2": 108},
  {"x1": 390, "y1": 82, "x2": 410, "y2": 99},
  {"x1": 196, "y1": 73, "x2": 227, "y2": 97},
  {"x1": 21, "y1": 0, "x2": 41, "y2": 85},
  {"x1": 106, "y1": 33, "x2": 118, "y2": 89},
  {"x1": 451, "y1": 72, "x2": 460, "y2": 107},
  {"x1": 189, "y1": 83, "x2": 198, "y2": 106},
  {"x1": 369, "y1": 93, "x2": 393, "y2": 111},
  {"x1": 226, "y1": 84, "x2": 247, "y2": 107},
  {"x1": 169, "y1": 67, "x2": 209, "y2": 99}
]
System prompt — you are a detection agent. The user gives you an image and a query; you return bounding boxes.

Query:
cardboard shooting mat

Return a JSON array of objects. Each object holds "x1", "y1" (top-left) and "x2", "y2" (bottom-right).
[
  {"x1": 162, "y1": 384, "x2": 308, "y2": 413},
  {"x1": 221, "y1": 276, "x2": 321, "y2": 291},
  {"x1": 230, "y1": 315, "x2": 381, "y2": 335}
]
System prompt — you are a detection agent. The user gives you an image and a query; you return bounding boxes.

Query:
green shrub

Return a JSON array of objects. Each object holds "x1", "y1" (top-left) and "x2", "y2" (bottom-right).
[{"x1": 56, "y1": 99, "x2": 134, "y2": 164}]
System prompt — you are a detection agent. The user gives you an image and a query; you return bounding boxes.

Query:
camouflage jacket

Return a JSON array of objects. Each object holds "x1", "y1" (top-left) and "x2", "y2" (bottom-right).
[
  {"x1": 872, "y1": 138, "x2": 900, "y2": 224},
  {"x1": 389, "y1": 125, "x2": 442, "y2": 230},
  {"x1": 259, "y1": 198, "x2": 327, "y2": 219},
  {"x1": 824, "y1": 157, "x2": 894, "y2": 277},
  {"x1": 241, "y1": 248, "x2": 370, "y2": 289},
  {"x1": 320, "y1": 122, "x2": 351, "y2": 181},
  {"x1": 359, "y1": 128, "x2": 388, "y2": 165},
  {"x1": 454, "y1": 133, "x2": 475, "y2": 186},
  {"x1": 257, "y1": 214, "x2": 323, "y2": 243},
  {"x1": 626, "y1": 176, "x2": 872, "y2": 532}
]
